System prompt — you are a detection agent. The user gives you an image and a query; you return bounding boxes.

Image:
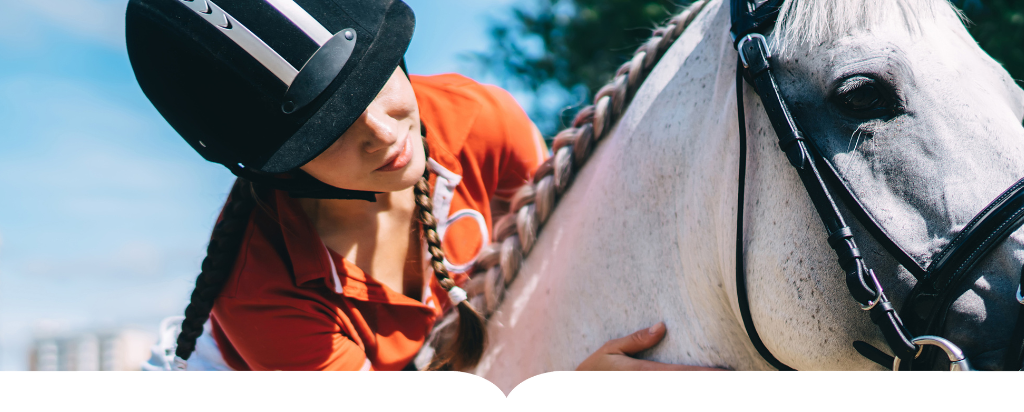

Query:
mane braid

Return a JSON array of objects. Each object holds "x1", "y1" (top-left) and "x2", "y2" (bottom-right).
[
  {"x1": 421, "y1": 0, "x2": 711, "y2": 366},
  {"x1": 174, "y1": 178, "x2": 259, "y2": 366}
]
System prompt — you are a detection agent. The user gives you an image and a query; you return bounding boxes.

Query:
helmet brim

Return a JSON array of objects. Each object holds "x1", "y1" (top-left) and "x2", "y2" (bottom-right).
[{"x1": 259, "y1": 0, "x2": 415, "y2": 174}]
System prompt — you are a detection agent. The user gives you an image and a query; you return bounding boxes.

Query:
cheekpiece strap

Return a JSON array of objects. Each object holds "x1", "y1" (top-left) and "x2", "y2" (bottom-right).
[{"x1": 730, "y1": 0, "x2": 919, "y2": 368}]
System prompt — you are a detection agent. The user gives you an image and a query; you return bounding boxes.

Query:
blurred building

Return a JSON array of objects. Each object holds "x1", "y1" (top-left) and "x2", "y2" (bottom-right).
[{"x1": 29, "y1": 329, "x2": 155, "y2": 371}]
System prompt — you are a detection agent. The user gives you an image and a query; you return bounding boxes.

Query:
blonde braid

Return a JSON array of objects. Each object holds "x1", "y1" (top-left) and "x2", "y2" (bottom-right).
[
  {"x1": 414, "y1": 176, "x2": 454, "y2": 287},
  {"x1": 414, "y1": 139, "x2": 487, "y2": 371}
]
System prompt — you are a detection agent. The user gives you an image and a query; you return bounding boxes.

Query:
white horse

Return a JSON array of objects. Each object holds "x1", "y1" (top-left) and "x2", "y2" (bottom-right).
[{"x1": 452, "y1": 0, "x2": 1024, "y2": 390}]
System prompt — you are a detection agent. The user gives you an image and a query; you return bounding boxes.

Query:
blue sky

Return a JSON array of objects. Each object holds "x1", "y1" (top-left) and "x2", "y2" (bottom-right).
[{"x1": 0, "y1": 0, "x2": 518, "y2": 370}]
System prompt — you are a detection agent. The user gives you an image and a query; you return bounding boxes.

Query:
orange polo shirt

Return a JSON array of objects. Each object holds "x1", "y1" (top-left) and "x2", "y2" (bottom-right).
[{"x1": 208, "y1": 74, "x2": 547, "y2": 371}]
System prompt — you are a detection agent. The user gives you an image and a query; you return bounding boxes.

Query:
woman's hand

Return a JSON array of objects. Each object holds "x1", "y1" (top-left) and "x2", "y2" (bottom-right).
[{"x1": 575, "y1": 322, "x2": 726, "y2": 371}]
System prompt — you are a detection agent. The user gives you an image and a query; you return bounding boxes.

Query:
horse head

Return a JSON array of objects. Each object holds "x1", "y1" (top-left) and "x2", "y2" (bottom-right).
[{"x1": 744, "y1": 0, "x2": 1024, "y2": 370}]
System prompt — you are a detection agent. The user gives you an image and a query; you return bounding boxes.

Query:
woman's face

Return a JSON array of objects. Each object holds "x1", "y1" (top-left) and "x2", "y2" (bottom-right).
[{"x1": 300, "y1": 67, "x2": 426, "y2": 193}]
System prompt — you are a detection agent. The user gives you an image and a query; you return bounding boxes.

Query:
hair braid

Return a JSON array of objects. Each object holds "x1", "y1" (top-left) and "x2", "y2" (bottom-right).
[
  {"x1": 414, "y1": 139, "x2": 487, "y2": 371},
  {"x1": 174, "y1": 178, "x2": 260, "y2": 365}
]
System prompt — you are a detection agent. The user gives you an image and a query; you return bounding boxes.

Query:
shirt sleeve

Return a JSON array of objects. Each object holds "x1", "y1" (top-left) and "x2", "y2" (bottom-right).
[
  {"x1": 477, "y1": 84, "x2": 550, "y2": 200},
  {"x1": 213, "y1": 296, "x2": 370, "y2": 371}
]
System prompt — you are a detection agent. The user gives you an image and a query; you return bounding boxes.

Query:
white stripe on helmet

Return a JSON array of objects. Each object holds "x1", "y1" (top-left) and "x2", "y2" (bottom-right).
[
  {"x1": 264, "y1": 0, "x2": 334, "y2": 46},
  {"x1": 178, "y1": 0, "x2": 299, "y2": 85}
]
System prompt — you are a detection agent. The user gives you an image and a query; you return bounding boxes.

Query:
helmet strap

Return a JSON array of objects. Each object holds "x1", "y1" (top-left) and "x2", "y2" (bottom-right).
[{"x1": 225, "y1": 163, "x2": 380, "y2": 202}]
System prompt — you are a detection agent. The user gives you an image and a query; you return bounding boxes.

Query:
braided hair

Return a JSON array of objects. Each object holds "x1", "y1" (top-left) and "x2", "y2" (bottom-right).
[
  {"x1": 173, "y1": 140, "x2": 487, "y2": 371},
  {"x1": 174, "y1": 178, "x2": 261, "y2": 367},
  {"x1": 414, "y1": 139, "x2": 487, "y2": 371}
]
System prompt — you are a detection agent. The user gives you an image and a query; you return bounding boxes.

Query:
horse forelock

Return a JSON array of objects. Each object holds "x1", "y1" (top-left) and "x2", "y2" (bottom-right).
[{"x1": 772, "y1": 0, "x2": 965, "y2": 57}]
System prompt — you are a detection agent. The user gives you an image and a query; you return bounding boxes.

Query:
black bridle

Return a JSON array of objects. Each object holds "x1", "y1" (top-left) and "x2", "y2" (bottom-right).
[{"x1": 730, "y1": 0, "x2": 1024, "y2": 371}]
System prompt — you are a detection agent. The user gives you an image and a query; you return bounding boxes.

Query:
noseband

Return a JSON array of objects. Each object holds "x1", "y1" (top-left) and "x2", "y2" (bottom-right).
[{"x1": 730, "y1": 0, "x2": 1024, "y2": 371}]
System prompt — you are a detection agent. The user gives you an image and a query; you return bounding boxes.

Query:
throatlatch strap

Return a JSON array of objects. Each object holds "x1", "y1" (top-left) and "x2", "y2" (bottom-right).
[{"x1": 734, "y1": 61, "x2": 794, "y2": 371}]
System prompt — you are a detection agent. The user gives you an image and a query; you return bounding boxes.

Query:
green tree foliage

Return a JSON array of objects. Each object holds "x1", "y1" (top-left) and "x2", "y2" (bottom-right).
[
  {"x1": 474, "y1": 0, "x2": 1023, "y2": 137},
  {"x1": 471, "y1": 0, "x2": 686, "y2": 135},
  {"x1": 953, "y1": 0, "x2": 1024, "y2": 83}
]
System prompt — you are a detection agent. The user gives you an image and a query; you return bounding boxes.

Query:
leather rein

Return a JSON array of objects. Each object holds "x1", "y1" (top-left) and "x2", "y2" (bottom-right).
[{"x1": 729, "y1": 0, "x2": 1024, "y2": 371}]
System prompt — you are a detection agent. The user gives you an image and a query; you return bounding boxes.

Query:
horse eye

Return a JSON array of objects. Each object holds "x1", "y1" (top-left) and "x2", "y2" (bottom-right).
[
  {"x1": 842, "y1": 86, "x2": 881, "y2": 110},
  {"x1": 833, "y1": 76, "x2": 893, "y2": 117}
]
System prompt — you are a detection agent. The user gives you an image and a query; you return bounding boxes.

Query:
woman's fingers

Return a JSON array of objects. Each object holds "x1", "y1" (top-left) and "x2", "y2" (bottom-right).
[
  {"x1": 601, "y1": 322, "x2": 668, "y2": 356},
  {"x1": 576, "y1": 322, "x2": 730, "y2": 371}
]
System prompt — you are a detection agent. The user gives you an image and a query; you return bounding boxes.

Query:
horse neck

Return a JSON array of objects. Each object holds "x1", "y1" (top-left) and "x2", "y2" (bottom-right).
[
  {"x1": 566, "y1": 0, "x2": 781, "y2": 369},
  {"x1": 559, "y1": 0, "x2": 770, "y2": 367},
  {"x1": 606, "y1": 0, "x2": 749, "y2": 354},
  {"x1": 474, "y1": 2, "x2": 778, "y2": 390},
  {"x1": 616, "y1": 0, "x2": 776, "y2": 369}
]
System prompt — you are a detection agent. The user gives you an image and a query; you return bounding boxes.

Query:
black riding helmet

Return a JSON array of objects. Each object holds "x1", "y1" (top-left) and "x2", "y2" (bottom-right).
[{"x1": 126, "y1": 0, "x2": 415, "y2": 200}]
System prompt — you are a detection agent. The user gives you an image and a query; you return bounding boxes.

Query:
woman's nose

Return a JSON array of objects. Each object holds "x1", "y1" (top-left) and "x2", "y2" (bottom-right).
[{"x1": 358, "y1": 107, "x2": 401, "y2": 153}]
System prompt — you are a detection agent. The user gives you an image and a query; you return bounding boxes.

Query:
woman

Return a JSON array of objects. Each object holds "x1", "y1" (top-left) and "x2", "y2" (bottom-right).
[{"x1": 127, "y1": 0, "x2": 713, "y2": 371}]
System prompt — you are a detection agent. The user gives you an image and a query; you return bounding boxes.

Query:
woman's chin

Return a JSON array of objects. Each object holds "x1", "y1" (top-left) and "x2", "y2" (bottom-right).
[
  {"x1": 370, "y1": 156, "x2": 427, "y2": 192},
  {"x1": 397, "y1": 156, "x2": 428, "y2": 189}
]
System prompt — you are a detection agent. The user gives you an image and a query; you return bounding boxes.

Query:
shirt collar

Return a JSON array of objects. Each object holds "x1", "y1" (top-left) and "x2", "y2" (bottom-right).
[
  {"x1": 275, "y1": 190, "x2": 335, "y2": 287},
  {"x1": 273, "y1": 190, "x2": 440, "y2": 312}
]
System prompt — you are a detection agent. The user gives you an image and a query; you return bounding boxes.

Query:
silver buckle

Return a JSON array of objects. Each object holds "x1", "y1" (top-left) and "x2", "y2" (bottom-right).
[
  {"x1": 892, "y1": 335, "x2": 973, "y2": 371},
  {"x1": 736, "y1": 33, "x2": 770, "y2": 69},
  {"x1": 859, "y1": 269, "x2": 883, "y2": 311}
]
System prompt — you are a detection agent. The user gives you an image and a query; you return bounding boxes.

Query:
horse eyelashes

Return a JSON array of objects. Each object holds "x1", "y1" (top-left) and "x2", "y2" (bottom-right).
[{"x1": 832, "y1": 76, "x2": 899, "y2": 119}]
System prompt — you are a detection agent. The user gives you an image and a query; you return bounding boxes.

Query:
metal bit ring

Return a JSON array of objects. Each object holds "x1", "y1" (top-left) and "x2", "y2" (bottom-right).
[{"x1": 892, "y1": 335, "x2": 972, "y2": 371}]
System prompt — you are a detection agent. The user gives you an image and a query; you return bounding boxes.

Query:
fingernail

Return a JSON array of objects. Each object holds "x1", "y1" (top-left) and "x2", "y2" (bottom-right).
[{"x1": 648, "y1": 323, "x2": 662, "y2": 335}]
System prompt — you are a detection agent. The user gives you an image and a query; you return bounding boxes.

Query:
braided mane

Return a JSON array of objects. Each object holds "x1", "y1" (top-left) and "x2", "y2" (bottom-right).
[
  {"x1": 422, "y1": 0, "x2": 711, "y2": 365},
  {"x1": 457, "y1": 0, "x2": 962, "y2": 326}
]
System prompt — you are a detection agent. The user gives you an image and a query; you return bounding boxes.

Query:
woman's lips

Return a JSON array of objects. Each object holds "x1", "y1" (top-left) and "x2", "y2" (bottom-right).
[{"x1": 375, "y1": 131, "x2": 414, "y2": 172}]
